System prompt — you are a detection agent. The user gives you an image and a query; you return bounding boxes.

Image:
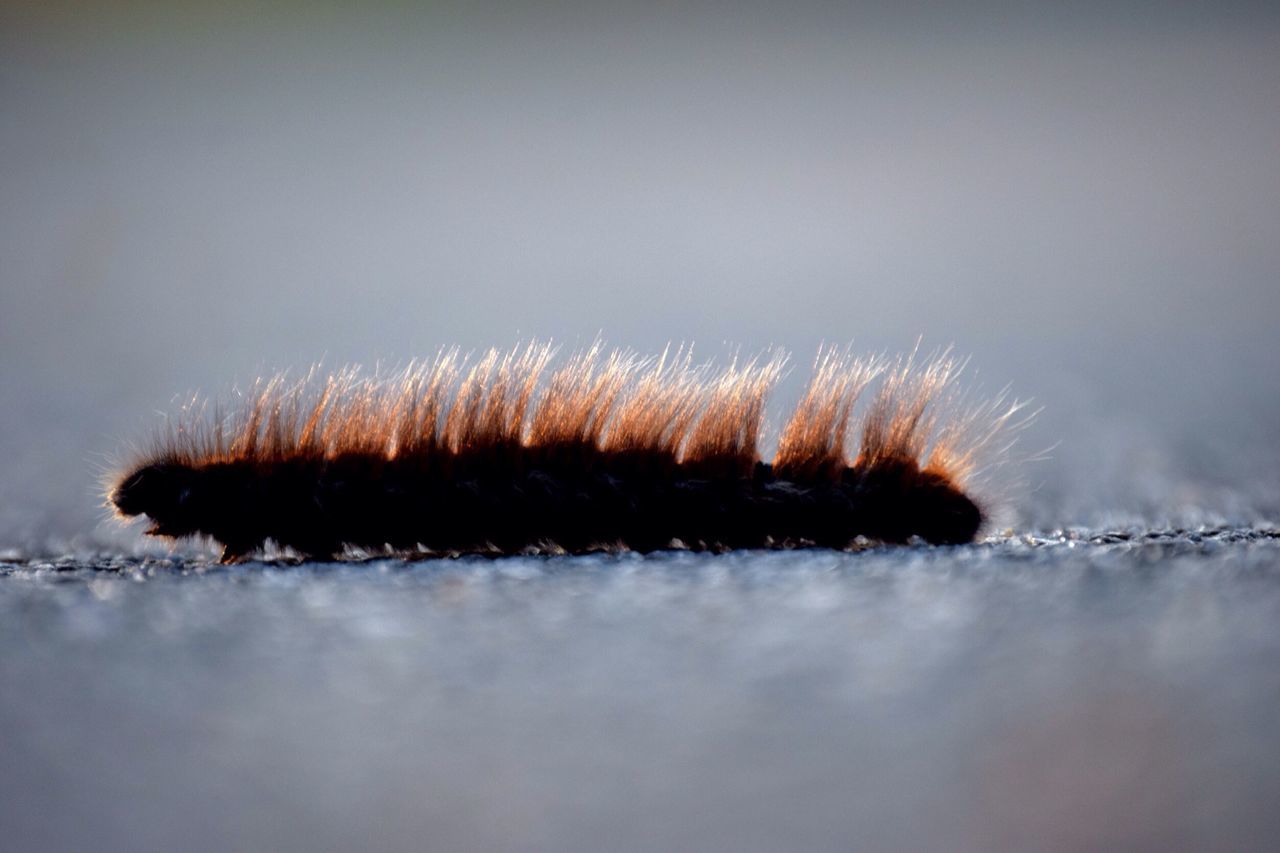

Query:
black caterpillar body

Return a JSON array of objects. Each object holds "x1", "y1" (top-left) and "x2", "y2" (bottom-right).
[{"x1": 108, "y1": 343, "x2": 1023, "y2": 563}]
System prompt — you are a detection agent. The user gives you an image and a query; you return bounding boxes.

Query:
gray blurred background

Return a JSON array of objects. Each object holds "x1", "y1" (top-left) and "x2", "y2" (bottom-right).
[{"x1": 3, "y1": 0, "x2": 1279, "y2": 552}]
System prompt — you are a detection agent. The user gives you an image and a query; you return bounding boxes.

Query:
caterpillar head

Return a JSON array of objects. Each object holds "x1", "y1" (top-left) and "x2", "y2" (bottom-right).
[{"x1": 109, "y1": 462, "x2": 202, "y2": 537}]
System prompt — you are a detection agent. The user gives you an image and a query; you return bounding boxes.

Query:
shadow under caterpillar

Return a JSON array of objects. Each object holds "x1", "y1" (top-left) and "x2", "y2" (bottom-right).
[{"x1": 107, "y1": 342, "x2": 1030, "y2": 563}]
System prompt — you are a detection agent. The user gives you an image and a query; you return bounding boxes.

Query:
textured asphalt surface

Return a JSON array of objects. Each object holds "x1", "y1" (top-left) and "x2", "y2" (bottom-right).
[{"x1": 3, "y1": 528, "x2": 1278, "y2": 852}]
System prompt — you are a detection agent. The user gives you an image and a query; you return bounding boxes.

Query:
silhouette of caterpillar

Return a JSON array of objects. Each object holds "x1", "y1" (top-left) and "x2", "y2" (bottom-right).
[{"x1": 107, "y1": 342, "x2": 1028, "y2": 563}]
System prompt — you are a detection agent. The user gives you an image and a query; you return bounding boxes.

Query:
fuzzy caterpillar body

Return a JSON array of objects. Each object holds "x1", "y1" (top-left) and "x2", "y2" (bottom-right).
[{"x1": 108, "y1": 342, "x2": 1026, "y2": 563}]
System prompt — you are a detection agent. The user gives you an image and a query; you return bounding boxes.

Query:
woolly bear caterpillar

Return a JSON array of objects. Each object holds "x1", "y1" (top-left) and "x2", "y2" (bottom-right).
[{"x1": 107, "y1": 342, "x2": 1029, "y2": 563}]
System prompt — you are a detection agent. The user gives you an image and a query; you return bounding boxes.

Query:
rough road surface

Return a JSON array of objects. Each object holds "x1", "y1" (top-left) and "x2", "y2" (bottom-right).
[{"x1": 3, "y1": 529, "x2": 1278, "y2": 851}]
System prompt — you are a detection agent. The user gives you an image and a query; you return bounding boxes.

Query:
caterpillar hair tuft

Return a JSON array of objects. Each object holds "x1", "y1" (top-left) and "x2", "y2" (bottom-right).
[{"x1": 107, "y1": 342, "x2": 1031, "y2": 563}]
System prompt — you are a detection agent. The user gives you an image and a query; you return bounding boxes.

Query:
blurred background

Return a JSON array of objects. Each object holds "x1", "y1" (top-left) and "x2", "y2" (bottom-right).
[{"x1": 2, "y1": 0, "x2": 1278, "y2": 551}]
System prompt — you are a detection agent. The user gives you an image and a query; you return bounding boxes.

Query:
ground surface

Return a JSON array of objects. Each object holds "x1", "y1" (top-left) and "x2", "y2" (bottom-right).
[{"x1": 3, "y1": 529, "x2": 1278, "y2": 852}]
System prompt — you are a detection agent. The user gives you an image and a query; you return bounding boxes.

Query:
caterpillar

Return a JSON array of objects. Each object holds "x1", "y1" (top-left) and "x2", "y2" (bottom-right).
[{"x1": 107, "y1": 342, "x2": 1029, "y2": 563}]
